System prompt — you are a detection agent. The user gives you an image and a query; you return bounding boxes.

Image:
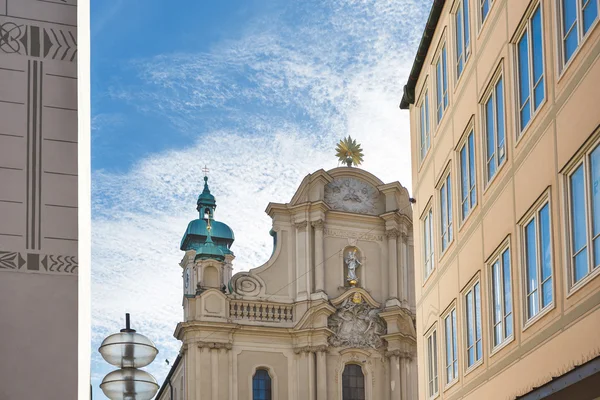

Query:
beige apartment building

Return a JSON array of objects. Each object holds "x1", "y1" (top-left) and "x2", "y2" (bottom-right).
[
  {"x1": 400, "y1": 0, "x2": 600, "y2": 399},
  {"x1": 0, "y1": 0, "x2": 80, "y2": 399},
  {"x1": 156, "y1": 166, "x2": 418, "y2": 400}
]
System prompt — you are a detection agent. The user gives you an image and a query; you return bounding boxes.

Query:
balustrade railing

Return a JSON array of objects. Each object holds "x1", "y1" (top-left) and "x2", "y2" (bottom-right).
[{"x1": 229, "y1": 300, "x2": 293, "y2": 323}]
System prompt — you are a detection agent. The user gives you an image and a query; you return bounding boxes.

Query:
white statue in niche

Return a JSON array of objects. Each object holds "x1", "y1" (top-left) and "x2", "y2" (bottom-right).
[{"x1": 345, "y1": 249, "x2": 361, "y2": 286}]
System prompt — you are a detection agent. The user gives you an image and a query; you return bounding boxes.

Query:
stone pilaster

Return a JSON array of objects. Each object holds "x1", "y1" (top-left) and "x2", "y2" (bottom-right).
[
  {"x1": 316, "y1": 348, "x2": 328, "y2": 400},
  {"x1": 295, "y1": 220, "x2": 309, "y2": 299},
  {"x1": 386, "y1": 228, "x2": 400, "y2": 304},
  {"x1": 312, "y1": 219, "x2": 325, "y2": 293}
]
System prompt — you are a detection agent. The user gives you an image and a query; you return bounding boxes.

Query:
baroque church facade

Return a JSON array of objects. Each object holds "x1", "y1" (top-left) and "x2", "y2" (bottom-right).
[{"x1": 156, "y1": 166, "x2": 417, "y2": 400}]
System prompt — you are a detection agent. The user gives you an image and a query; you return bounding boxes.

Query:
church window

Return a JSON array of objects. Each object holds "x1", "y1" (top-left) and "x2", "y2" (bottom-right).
[
  {"x1": 252, "y1": 368, "x2": 272, "y2": 400},
  {"x1": 342, "y1": 364, "x2": 365, "y2": 400}
]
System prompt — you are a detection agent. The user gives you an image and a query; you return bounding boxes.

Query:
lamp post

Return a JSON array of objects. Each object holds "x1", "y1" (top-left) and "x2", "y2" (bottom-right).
[{"x1": 99, "y1": 314, "x2": 160, "y2": 400}]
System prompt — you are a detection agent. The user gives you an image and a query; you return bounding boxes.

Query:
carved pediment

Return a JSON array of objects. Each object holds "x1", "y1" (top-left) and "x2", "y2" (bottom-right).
[{"x1": 324, "y1": 177, "x2": 383, "y2": 215}]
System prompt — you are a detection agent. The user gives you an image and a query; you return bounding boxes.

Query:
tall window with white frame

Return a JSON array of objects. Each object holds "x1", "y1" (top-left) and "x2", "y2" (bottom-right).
[
  {"x1": 435, "y1": 44, "x2": 448, "y2": 123},
  {"x1": 459, "y1": 130, "x2": 477, "y2": 221},
  {"x1": 483, "y1": 75, "x2": 506, "y2": 183},
  {"x1": 567, "y1": 142, "x2": 600, "y2": 287},
  {"x1": 455, "y1": 0, "x2": 470, "y2": 79},
  {"x1": 480, "y1": 0, "x2": 491, "y2": 24},
  {"x1": 560, "y1": 0, "x2": 599, "y2": 66},
  {"x1": 516, "y1": 4, "x2": 545, "y2": 133},
  {"x1": 465, "y1": 281, "x2": 482, "y2": 368},
  {"x1": 440, "y1": 172, "x2": 453, "y2": 253},
  {"x1": 522, "y1": 200, "x2": 553, "y2": 322},
  {"x1": 490, "y1": 246, "x2": 513, "y2": 348},
  {"x1": 444, "y1": 308, "x2": 458, "y2": 385},
  {"x1": 424, "y1": 206, "x2": 435, "y2": 279},
  {"x1": 420, "y1": 89, "x2": 431, "y2": 161},
  {"x1": 426, "y1": 329, "x2": 439, "y2": 398}
]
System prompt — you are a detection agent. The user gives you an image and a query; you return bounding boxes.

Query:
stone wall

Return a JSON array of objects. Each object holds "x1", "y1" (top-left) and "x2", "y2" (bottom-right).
[{"x1": 0, "y1": 0, "x2": 78, "y2": 398}]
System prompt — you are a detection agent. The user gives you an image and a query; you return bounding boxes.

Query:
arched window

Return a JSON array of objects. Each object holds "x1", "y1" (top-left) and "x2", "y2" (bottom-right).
[
  {"x1": 342, "y1": 364, "x2": 365, "y2": 400},
  {"x1": 252, "y1": 368, "x2": 272, "y2": 400}
]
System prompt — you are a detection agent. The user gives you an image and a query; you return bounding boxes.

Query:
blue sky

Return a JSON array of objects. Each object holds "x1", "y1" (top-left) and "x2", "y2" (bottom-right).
[{"x1": 90, "y1": 0, "x2": 430, "y2": 398}]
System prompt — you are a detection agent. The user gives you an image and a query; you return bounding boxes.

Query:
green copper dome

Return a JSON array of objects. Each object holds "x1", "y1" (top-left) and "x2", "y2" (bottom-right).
[
  {"x1": 181, "y1": 176, "x2": 234, "y2": 256},
  {"x1": 195, "y1": 230, "x2": 225, "y2": 261}
]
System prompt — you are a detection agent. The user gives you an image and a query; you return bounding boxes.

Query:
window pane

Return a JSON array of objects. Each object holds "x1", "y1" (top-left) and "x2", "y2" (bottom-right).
[
  {"x1": 433, "y1": 332, "x2": 438, "y2": 389},
  {"x1": 466, "y1": 291, "x2": 474, "y2": 365},
  {"x1": 502, "y1": 249, "x2": 512, "y2": 338},
  {"x1": 496, "y1": 79, "x2": 505, "y2": 165},
  {"x1": 563, "y1": 0, "x2": 579, "y2": 62},
  {"x1": 461, "y1": 146, "x2": 469, "y2": 218},
  {"x1": 463, "y1": 0, "x2": 470, "y2": 49},
  {"x1": 531, "y1": 7, "x2": 545, "y2": 109},
  {"x1": 420, "y1": 105, "x2": 426, "y2": 159},
  {"x1": 518, "y1": 33, "x2": 531, "y2": 130},
  {"x1": 253, "y1": 369, "x2": 272, "y2": 400},
  {"x1": 429, "y1": 210, "x2": 434, "y2": 270},
  {"x1": 482, "y1": 0, "x2": 490, "y2": 22},
  {"x1": 571, "y1": 165, "x2": 588, "y2": 282},
  {"x1": 342, "y1": 364, "x2": 365, "y2": 400},
  {"x1": 442, "y1": 47, "x2": 448, "y2": 108},
  {"x1": 457, "y1": 8, "x2": 464, "y2": 77},
  {"x1": 583, "y1": 0, "x2": 599, "y2": 34},
  {"x1": 437, "y1": 61, "x2": 443, "y2": 122},
  {"x1": 591, "y1": 146, "x2": 600, "y2": 269},
  {"x1": 425, "y1": 92, "x2": 430, "y2": 139},
  {"x1": 442, "y1": 182, "x2": 448, "y2": 250},
  {"x1": 448, "y1": 175, "x2": 453, "y2": 242},
  {"x1": 445, "y1": 316, "x2": 452, "y2": 381},
  {"x1": 469, "y1": 134, "x2": 476, "y2": 206},
  {"x1": 540, "y1": 204, "x2": 552, "y2": 307},
  {"x1": 474, "y1": 282, "x2": 482, "y2": 360},
  {"x1": 525, "y1": 219, "x2": 539, "y2": 317},
  {"x1": 452, "y1": 310, "x2": 458, "y2": 377},
  {"x1": 492, "y1": 261, "x2": 501, "y2": 345},
  {"x1": 486, "y1": 96, "x2": 496, "y2": 180}
]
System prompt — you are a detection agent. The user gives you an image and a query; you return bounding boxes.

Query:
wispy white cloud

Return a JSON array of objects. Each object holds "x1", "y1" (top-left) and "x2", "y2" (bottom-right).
[{"x1": 91, "y1": 0, "x2": 428, "y2": 396}]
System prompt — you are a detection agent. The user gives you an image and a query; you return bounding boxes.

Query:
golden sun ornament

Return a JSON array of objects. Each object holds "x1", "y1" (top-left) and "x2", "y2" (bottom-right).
[{"x1": 335, "y1": 136, "x2": 364, "y2": 167}]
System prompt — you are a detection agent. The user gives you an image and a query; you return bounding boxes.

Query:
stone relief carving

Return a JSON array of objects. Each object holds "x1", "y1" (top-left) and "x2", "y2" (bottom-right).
[
  {"x1": 328, "y1": 297, "x2": 387, "y2": 349},
  {"x1": 324, "y1": 228, "x2": 383, "y2": 242},
  {"x1": 230, "y1": 273, "x2": 263, "y2": 297},
  {"x1": 324, "y1": 178, "x2": 381, "y2": 215}
]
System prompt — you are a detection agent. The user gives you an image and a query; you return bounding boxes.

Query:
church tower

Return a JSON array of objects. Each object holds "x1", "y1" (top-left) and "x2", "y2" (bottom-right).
[
  {"x1": 179, "y1": 175, "x2": 234, "y2": 319},
  {"x1": 156, "y1": 157, "x2": 417, "y2": 400}
]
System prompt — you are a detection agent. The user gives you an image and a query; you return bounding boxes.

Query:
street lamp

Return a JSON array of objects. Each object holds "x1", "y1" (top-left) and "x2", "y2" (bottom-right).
[{"x1": 99, "y1": 314, "x2": 159, "y2": 400}]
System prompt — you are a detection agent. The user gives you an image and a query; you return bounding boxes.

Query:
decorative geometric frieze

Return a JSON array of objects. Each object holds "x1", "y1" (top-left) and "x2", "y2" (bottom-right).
[
  {"x1": 0, "y1": 250, "x2": 77, "y2": 274},
  {"x1": 0, "y1": 20, "x2": 77, "y2": 62},
  {"x1": 324, "y1": 228, "x2": 383, "y2": 242},
  {"x1": 0, "y1": 251, "x2": 26, "y2": 269}
]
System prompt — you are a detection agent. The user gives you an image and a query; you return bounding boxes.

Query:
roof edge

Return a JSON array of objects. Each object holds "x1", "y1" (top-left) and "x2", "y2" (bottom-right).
[
  {"x1": 399, "y1": 0, "x2": 446, "y2": 110},
  {"x1": 155, "y1": 353, "x2": 182, "y2": 399}
]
